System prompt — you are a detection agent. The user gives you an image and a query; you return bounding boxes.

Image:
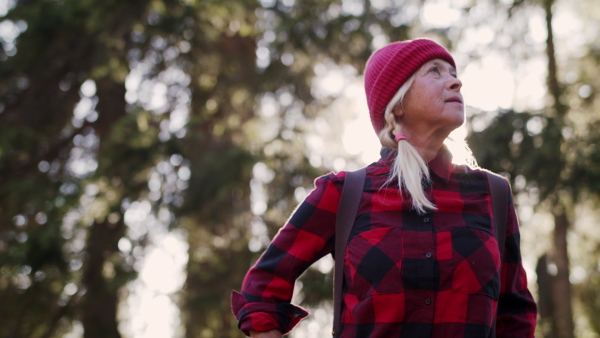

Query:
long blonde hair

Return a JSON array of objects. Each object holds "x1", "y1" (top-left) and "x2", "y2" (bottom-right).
[{"x1": 378, "y1": 73, "x2": 436, "y2": 214}]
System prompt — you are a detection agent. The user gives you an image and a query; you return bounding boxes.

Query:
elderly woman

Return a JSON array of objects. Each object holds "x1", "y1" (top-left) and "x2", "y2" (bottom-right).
[{"x1": 231, "y1": 39, "x2": 537, "y2": 337}]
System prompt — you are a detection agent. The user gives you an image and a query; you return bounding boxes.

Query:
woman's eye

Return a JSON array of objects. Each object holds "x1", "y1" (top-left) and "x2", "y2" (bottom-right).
[{"x1": 429, "y1": 66, "x2": 440, "y2": 74}]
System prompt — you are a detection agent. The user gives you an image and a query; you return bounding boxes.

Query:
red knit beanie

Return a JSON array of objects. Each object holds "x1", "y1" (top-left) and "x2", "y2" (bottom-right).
[{"x1": 364, "y1": 39, "x2": 456, "y2": 134}]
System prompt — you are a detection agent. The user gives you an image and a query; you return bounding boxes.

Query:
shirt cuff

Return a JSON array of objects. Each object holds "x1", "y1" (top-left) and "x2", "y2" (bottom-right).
[{"x1": 231, "y1": 290, "x2": 309, "y2": 335}]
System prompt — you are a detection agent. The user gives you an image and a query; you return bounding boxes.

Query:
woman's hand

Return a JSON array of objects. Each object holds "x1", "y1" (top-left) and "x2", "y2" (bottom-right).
[{"x1": 249, "y1": 330, "x2": 283, "y2": 338}]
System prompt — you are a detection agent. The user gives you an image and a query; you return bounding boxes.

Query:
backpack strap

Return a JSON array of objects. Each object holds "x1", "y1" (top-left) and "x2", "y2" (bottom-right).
[
  {"x1": 487, "y1": 172, "x2": 508, "y2": 259},
  {"x1": 486, "y1": 171, "x2": 509, "y2": 338},
  {"x1": 332, "y1": 168, "x2": 367, "y2": 337}
]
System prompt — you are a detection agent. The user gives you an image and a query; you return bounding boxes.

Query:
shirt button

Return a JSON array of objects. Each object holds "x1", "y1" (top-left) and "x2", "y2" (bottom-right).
[
  {"x1": 423, "y1": 217, "x2": 430, "y2": 223},
  {"x1": 425, "y1": 252, "x2": 432, "y2": 258},
  {"x1": 425, "y1": 298, "x2": 431, "y2": 305}
]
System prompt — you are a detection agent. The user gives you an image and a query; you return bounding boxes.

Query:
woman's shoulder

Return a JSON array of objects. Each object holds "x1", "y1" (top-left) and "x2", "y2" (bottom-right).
[
  {"x1": 315, "y1": 170, "x2": 345, "y2": 184},
  {"x1": 452, "y1": 165, "x2": 510, "y2": 188},
  {"x1": 319, "y1": 161, "x2": 386, "y2": 181},
  {"x1": 309, "y1": 171, "x2": 346, "y2": 198}
]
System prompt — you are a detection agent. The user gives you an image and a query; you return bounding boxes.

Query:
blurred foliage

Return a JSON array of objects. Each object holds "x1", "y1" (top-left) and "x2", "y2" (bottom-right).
[
  {"x1": 579, "y1": 269, "x2": 600, "y2": 335},
  {"x1": 0, "y1": 0, "x2": 158, "y2": 336},
  {"x1": 1, "y1": 0, "x2": 600, "y2": 337}
]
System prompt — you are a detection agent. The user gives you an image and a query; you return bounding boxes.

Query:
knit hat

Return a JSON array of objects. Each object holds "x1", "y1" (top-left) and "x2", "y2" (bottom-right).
[{"x1": 364, "y1": 39, "x2": 456, "y2": 134}]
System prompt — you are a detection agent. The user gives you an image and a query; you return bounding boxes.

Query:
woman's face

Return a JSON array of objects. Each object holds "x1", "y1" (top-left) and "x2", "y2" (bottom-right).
[{"x1": 397, "y1": 59, "x2": 464, "y2": 135}]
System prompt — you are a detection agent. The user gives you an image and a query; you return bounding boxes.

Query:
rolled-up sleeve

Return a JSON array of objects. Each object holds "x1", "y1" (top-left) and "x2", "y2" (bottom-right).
[
  {"x1": 231, "y1": 173, "x2": 343, "y2": 335},
  {"x1": 497, "y1": 182, "x2": 538, "y2": 337}
]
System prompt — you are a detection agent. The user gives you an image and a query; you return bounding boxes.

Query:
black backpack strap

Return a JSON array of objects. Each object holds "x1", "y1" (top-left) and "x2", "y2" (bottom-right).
[
  {"x1": 486, "y1": 171, "x2": 509, "y2": 338},
  {"x1": 487, "y1": 172, "x2": 508, "y2": 267},
  {"x1": 332, "y1": 168, "x2": 367, "y2": 337}
]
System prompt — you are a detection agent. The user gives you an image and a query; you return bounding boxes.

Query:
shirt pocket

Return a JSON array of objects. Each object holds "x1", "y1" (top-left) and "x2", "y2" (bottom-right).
[
  {"x1": 345, "y1": 227, "x2": 404, "y2": 301},
  {"x1": 451, "y1": 226, "x2": 501, "y2": 300}
]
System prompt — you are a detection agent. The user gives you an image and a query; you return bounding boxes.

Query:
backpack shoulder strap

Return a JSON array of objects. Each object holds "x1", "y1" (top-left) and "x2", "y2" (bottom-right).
[
  {"x1": 486, "y1": 171, "x2": 508, "y2": 259},
  {"x1": 486, "y1": 171, "x2": 509, "y2": 338},
  {"x1": 332, "y1": 168, "x2": 366, "y2": 337}
]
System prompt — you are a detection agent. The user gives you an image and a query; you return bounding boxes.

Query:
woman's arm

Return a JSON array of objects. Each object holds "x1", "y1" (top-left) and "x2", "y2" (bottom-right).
[
  {"x1": 496, "y1": 184, "x2": 537, "y2": 337},
  {"x1": 232, "y1": 173, "x2": 345, "y2": 336}
]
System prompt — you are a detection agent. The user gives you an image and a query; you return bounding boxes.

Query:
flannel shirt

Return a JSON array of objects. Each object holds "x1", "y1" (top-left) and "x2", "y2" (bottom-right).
[{"x1": 232, "y1": 147, "x2": 537, "y2": 337}]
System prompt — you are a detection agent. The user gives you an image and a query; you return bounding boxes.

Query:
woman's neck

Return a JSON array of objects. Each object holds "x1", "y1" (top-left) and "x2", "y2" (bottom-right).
[{"x1": 403, "y1": 130, "x2": 448, "y2": 162}]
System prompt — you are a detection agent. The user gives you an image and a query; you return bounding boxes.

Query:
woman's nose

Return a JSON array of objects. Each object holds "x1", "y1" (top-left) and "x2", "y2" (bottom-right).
[{"x1": 448, "y1": 76, "x2": 462, "y2": 91}]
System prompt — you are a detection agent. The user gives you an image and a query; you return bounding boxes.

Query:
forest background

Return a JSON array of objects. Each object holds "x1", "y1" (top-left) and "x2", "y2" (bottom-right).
[{"x1": 1, "y1": 0, "x2": 600, "y2": 337}]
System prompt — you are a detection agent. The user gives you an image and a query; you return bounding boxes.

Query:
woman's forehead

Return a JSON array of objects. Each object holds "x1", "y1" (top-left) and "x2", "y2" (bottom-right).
[{"x1": 421, "y1": 58, "x2": 456, "y2": 72}]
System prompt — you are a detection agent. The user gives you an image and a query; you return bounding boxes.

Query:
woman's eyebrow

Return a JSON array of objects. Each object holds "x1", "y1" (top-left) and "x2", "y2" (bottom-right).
[{"x1": 431, "y1": 60, "x2": 456, "y2": 73}]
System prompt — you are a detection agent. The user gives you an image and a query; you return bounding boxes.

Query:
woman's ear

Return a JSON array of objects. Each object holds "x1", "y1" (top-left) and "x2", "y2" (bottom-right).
[{"x1": 393, "y1": 104, "x2": 404, "y2": 119}]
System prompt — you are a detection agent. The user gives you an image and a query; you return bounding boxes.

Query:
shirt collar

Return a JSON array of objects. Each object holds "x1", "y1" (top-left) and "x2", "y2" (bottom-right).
[{"x1": 378, "y1": 146, "x2": 454, "y2": 182}]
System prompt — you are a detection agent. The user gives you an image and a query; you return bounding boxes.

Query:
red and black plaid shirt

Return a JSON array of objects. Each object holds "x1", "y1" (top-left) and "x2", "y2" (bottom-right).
[{"x1": 232, "y1": 147, "x2": 537, "y2": 337}]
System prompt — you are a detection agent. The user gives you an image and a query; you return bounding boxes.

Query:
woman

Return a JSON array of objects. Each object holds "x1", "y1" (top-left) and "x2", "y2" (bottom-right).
[{"x1": 231, "y1": 39, "x2": 537, "y2": 337}]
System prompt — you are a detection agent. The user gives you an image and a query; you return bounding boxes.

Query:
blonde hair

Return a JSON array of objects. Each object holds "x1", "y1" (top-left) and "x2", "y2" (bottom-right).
[{"x1": 378, "y1": 73, "x2": 437, "y2": 214}]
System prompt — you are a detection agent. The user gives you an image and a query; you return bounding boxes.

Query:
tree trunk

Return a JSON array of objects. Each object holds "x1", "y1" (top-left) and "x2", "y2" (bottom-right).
[
  {"x1": 544, "y1": 0, "x2": 574, "y2": 336},
  {"x1": 536, "y1": 254, "x2": 558, "y2": 338},
  {"x1": 82, "y1": 220, "x2": 124, "y2": 338},
  {"x1": 551, "y1": 209, "x2": 574, "y2": 338},
  {"x1": 81, "y1": 78, "x2": 128, "y2": 338}
]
